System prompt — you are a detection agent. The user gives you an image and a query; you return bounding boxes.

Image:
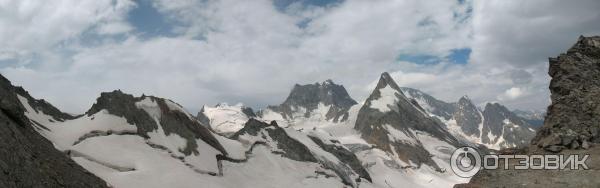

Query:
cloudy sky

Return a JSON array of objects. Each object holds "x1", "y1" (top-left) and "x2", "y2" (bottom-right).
[{"x1": 1, "y1": 0, "x2": 599, "y2": 114}]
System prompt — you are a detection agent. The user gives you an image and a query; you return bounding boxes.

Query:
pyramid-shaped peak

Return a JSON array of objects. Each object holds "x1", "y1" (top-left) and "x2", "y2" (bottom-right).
[{"x1": 375, "y1": 72, "x2": 402, "y2": 92}]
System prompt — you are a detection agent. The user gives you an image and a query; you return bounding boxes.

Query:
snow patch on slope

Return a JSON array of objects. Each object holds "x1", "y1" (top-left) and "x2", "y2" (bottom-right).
[
  {"x1": 370, "y1": 85, "x2": 398, "y2": 113},
  {"x1": 383, "y1": 124, "x2": 417, "y2": 145},
  {"x1": 202, "y1": 103, "x2": 251, "y2": 134}
]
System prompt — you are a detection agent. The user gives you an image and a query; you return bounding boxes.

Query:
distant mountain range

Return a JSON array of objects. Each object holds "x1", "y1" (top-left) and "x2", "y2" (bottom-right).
[{"x1": 0, "y1": 69, "x2": 540, "y2": 188}]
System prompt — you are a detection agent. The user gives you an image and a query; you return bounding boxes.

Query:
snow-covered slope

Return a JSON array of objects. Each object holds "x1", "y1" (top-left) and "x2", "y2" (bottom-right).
[
  {"x1": 15, "y1": 89, "x2": 365, "y2": 188},
  {"x1": 197, "y1": 103, "x2": 256, "y2": 135}
]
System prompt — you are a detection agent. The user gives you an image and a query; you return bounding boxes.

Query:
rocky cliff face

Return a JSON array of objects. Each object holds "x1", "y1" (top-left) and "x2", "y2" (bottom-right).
[
  {"x1": 532, "y1": 36, "x2": 600, "y2": 152},
  {"x1": 265, "y1": 79, "x2": 358, "y2": 123},
  {"x1": 453, "y1": 96, "x2": 482, "y2": 137},
  {"x1": 480, "y1": 103, "x2": 536, "y2": 149},
  {"x1": 355, "y1": 72, "x2": 459, "y2": 171},
  {"x1": 0, "y1": 74, "x2": 108, "y2": 188}
]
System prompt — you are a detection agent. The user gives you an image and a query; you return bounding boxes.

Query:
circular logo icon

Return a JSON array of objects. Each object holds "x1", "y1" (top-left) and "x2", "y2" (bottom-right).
[{"x1": 450, "y1": 146, "x2": 481, "y2": 178}]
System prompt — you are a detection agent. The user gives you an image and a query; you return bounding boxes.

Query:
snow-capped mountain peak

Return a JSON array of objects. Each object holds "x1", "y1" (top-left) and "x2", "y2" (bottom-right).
[{"x1": 355, "y1": 72, "x2": 460, "y2": 172}]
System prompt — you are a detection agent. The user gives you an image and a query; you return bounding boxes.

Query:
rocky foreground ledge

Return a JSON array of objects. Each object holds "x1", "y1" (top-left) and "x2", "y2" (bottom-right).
[{"x1": 455, "y1": 36, "x2": 600, "y2": 188}]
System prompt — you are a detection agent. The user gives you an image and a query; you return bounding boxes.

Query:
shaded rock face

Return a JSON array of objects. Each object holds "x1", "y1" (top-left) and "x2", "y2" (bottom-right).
[
  {"x1": 240, "y1": 106, "x2": 257, "y2": 117},
  {"x1": 308, "y1": 135, "x2": 372, "y2": 183},
  {"x1": 355, "y1": 72, "x2": 459, "y2": 171},
  {"x1": 196, "y1": 106, "x2": 211, "y2": 127},
  {"x1": 481, "y1": 103, "x2": 535, "y2": 148},
  {"x1": 231, "y1": 119, "x2": 317, "y2": 162},
  {"x1": 532, "y1": 36, "x2": 600, "y2": 151},
  {"x1": 268, "y1": 79, "x2": 358, "y2": 122},
  {"x1": 453, "y1": 96, "x2": 482, "y2": 137},
  {"x1": 401, "y1": 87, "x2": 456, "y2": 120},
  {"x1": 86, "y1": 91, "x2": 226, "y2": 156},
  {"x1": 0, "y1": 74, "x2": 108, "y2": 188}
]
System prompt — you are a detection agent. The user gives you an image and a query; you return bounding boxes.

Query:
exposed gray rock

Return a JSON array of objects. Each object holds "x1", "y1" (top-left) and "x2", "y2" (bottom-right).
[
  {"x1": 86, "y1": 91, "x2": 227, "y2": 156},
  {"x1": 481, "y1": 103, "x2": 536, "y2": 148},
  {"x1": 266, "y1": 79, "x2": 357, "y2": 123},
  {"x1": 0, "y1": 74, "x2": 108, "y2": 188},
  {"x1": 12, "y1": 86, "x2": 75, "y2": 122},
  {"x1": 532, "y1": 36, "x2": 600, "y2": 149},
  {"x1": 231, "y1": 119, "x2": 317, "y2": 162},
  {"x1": 196, "y1": 106, "x2": 211, "y2": 127},
  {"x1": 581, "y1": 140, "x2": 590, "y2": 149},
  {"x1": 308, "y1": 135, "x2": 372, "y2": 182},
  {"x1": 240, "y1": 106, "x2": 257, "y2": 117},
  {"x1": 453, "y1": 96, "x2": 482, "y2": 137},
  {"x1": 401, "y1": 87, "x2": 457, "y2": 120}
]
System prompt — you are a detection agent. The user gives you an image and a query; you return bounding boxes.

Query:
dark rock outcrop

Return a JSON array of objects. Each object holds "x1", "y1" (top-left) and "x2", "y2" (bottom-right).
[
  {"x1": 0, "y1": 74, "x2": 108, "y2": 188},
  {"x1": 196, "y1": 106, "x2": 211, "y2": 127},
  {"x1": 13, "y1": 86, "x2": 75, "y2": 122},
  {"x1": 532, "y1": 36, "x2": 600, "y2": 151},
  {"x1": 453, "y1": 96, "x2": 482, "y2": 137},
  {"x1": 267, "y1": 79, "x2": 358, "y2": 122},
  {"x1": 308, "y1": 135, "x2": 372, "y2": 182},
  {"x1": 481, "y1": 103, "x2": 535, "y2": 148},
  {"x1": 231, "y1": 119, "x2": 317, "y2": 162},
  {"x1": 86, "y1": 91, "x2": 226, "y2": 156}
]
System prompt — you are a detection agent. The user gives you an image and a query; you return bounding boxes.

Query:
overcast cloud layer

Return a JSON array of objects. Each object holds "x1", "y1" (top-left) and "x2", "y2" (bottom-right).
[{"x1": 1, "y1": 0, "x2": 599, "y2": 114}]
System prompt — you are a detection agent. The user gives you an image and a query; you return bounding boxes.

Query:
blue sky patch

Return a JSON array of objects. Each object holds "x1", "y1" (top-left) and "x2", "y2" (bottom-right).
[
  {"x1": 397, "y1": 54, "x2": 442, "y2": 65},
  {"x1": 127, "y1": 0, "x2": 174, "y2": 37},
  {"x1": 274, "y1": 0, "x2": 343, "y2": 11},
  {"x1": 397, "y1": 48, "x2": 471, "y2": 65},
  {"x1": 447, "y1": 48, "x2": 471, "y2": 64}
]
